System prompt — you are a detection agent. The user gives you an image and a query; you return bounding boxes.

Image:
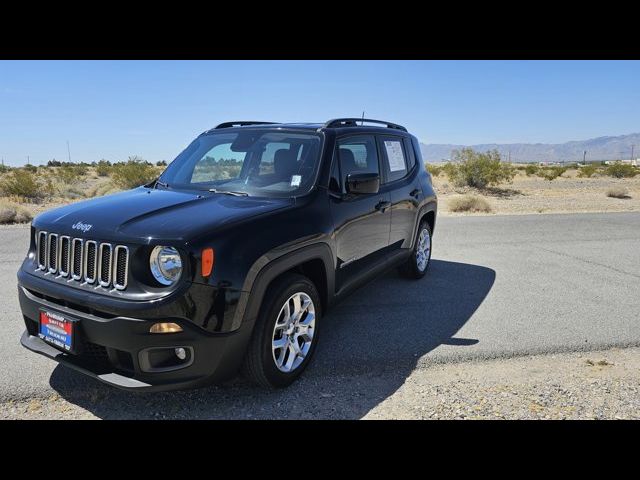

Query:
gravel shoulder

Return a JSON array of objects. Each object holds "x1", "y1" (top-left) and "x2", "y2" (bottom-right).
[{"x1": 1, "y1": 346, "x2": 638, "y2": 420}]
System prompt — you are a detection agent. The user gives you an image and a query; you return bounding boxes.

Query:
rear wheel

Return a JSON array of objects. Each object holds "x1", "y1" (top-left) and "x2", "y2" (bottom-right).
[
  {"x1": 399, "y1": 221, "x2": 432, "y2": 279},
  {"x1": 242, "y1": 273, "x2": 321, "y2": 388}
]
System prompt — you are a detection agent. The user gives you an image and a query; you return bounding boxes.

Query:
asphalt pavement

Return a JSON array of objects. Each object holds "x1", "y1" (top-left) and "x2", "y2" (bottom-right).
[{"x1": 1, "y1": 212, "x2": 639, "y2": 419}]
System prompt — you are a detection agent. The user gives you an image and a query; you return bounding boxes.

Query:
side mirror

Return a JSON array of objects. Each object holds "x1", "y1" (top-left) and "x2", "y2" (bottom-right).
[{"x1": 345, "y1": 173, "x2": 380, "y2": 195}]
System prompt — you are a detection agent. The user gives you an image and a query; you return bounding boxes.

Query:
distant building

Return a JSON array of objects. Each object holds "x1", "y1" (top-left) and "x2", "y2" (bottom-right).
[{"x1": 604, "y1": 159, "x2": 639, "y2": 166}]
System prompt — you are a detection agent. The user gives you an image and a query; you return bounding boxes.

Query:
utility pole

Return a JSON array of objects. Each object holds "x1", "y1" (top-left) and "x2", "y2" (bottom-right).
[
  {"x1": 27, "y1": 155, "x2": 30, "y2": 165},
  {"x1": 67, "y1": 140, "x2": 71, "y2": 163},
  {"x1": 583, "y1": 150, "x2": 587, "y2": 165},
  {"x1": 632, "y1": 144, "x2": 635, "y2": 161}
]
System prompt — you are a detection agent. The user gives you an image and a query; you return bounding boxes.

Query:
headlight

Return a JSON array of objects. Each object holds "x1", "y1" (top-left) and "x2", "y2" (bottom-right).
[{"x1": 150, "y1": 246, "x2": 182, "y2": 286}]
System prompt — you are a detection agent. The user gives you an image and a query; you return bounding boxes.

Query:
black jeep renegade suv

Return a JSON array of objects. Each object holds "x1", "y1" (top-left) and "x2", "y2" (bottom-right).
[{"x1": 17, "y1": 118, "x2": 437, "y2": 391}]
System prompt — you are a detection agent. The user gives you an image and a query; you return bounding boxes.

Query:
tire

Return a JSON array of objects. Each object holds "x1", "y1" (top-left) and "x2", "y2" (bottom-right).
[
  {"x1": 242, "y1": 273, "x2": 321, "y2": 388},
  {"x1": 399, "y1": 221, "x2": 432, "y2": 279}
]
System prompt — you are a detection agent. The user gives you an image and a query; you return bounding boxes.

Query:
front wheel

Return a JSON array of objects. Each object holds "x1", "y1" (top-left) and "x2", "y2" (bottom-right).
[
  {"x1": 399, "y1": 221, "x2": 432, "y2": 279},
  {"x1": 242, "y1": 273, "x2": 321, "y2": 388}
]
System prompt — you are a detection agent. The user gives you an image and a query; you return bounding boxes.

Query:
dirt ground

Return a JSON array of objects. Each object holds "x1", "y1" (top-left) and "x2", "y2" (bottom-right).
[
  {"x1": 434, "y1": 169, "x2": 640, "y2": 216},
  {"x1": 1, "y1": 347, "x2": 637, "y2": 420}
]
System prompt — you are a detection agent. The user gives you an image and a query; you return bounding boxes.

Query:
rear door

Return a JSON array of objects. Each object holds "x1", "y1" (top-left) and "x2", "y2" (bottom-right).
[
  {"x1": 328, "y1": 134, "x2": 391, "y2": 290},
  {"x1": 377, "y1": 135, "x2": 422, "y2": 251}
]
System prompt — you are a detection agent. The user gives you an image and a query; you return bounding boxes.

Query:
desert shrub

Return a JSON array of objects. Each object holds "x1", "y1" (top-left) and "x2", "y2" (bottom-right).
[
  {"x1": 55, "y1": 165, "x2": 86, "y2": 185},
  {"x1": 448, "y1": 148, "x2": 515, "y2": 189},
  {"x1": 538, "y1": 166, "x2": 567, "y2": 181},
  {"x1": 156, "y1": 160, "x2": 167, "y2": 167},
  {"x1": 110, "y1": 157, "x2": 158, "y2": 189},
  {"x1": 524, "y1": 164, "x2": 539, "y2": 176},
  {"x1": 606, "y1": 163, "x2": 638, "y2": 178},
  {"x1": 0, "y1": 200, "x2": 33, "y2": 224},
  {"x1": 96, "y1": 159, "x2": 112, "y2": 177},
  {"x1": 578, "y1": 165, "x2": 598, "y2": 178},
  {"x1": 427, "y1": 164, "x2": 443, "y2": 177},
  {"x1": 0, "y1": 169, "x2": 42, "y2": 200},
  {"x1": 0, "y1": 164, "x2": 11, "y2": 174},
  {"x1": 448, "y1": 195, "x2": 492, "y2": 213},
  {"x1": 606, "y1": 186, "x2": 630, "y2": 198},
  {"x1": 23, "y1": 164, "x2": 37, "y2": 173},
  {"x1": 441, "y1": 162, "x2": 458, "y2": 179},
  {"x1": 47, "y1": 159, "x2": 62, "y2": 167}
]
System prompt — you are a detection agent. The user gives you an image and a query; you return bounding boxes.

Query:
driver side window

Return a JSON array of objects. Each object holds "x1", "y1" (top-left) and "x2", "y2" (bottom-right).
[{"x1": 335, "y1": 135, "x2": 379, "y2": 193}]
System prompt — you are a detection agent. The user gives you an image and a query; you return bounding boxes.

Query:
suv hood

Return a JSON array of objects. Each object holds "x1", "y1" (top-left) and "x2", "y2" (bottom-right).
[{"x1": 32, "y1": 187, "x2": 294, "y2": 243}]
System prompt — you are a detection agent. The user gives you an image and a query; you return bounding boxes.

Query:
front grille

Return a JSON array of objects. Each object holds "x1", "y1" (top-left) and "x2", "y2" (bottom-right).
[{"x1": 35, "y1": 231, "x2": 129, "y2": 290}]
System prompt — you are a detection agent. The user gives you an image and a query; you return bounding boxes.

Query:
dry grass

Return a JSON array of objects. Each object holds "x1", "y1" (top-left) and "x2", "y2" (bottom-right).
[
  {"x1": 0, "y1": 199, "x2": 33, "y2": 224},
  {"x1": 606, "y1": 186, "x2": 630, "y2": 199},
  {"x1": 448, "y1": 195, "x2": 492, "y2": 213}
]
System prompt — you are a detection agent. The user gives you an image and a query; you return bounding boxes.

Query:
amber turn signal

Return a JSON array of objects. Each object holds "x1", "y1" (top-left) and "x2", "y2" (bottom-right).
[
  {"x1": 202, "y1": 247, "x2": 214, "y2": 277},
  {"x1": 149, "y1": 322, "x2": 183, "y2": 334}
]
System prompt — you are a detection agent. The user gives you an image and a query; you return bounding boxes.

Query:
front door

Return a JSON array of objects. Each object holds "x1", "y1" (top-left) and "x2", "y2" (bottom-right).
[{"x1": 328, "y1": 134, "x2": 391, "y2": 290}]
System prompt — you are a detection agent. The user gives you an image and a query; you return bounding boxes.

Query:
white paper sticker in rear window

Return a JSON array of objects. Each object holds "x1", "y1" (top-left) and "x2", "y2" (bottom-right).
[{"x1": 384, "y1": 140, "x2": 406, "y2": 172}]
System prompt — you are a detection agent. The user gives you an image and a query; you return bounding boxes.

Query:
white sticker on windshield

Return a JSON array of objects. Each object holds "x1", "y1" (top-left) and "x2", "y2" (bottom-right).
[
  {"x1": 290, "y1": 175, "x2": 302, "y2": 187},
  {"x1": 384, "y1": 140, "x2": 406, "y2": 172}
]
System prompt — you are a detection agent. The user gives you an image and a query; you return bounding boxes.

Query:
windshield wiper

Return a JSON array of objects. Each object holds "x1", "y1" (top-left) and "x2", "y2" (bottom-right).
[
  {"x1": 155, "y1": 179, "x2": 170, "y2": 189},
  {"x1": 208, "y1": 188, "x2": 249, "y2": 197}
]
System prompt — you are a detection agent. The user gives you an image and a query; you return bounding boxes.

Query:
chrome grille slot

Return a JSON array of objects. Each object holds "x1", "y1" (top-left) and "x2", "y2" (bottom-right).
[
  {"x1": 84, "y1": 241, "x2": 98, "y2": 284},
  {"x1": 37, "y1": 231, "x2": 47, "y2": 270},
  {"x1": 59, "y1": 236, "x2": 71, "y2": 277},
  {"x1": 34, "y1": 230, "x2": 130, "y2": 291},
  {"x1": 98, "y1": 243, "x2": 112, "y2": 287},
  {"x1": 72, "y1": 238, "x2": 83, "y2": 280},
  {"x1": 113, "y1": 246, "x2": 129, "y2": 290},
  {"x1": 47, "y1": 234, "x2": 59, "y2": 274}
]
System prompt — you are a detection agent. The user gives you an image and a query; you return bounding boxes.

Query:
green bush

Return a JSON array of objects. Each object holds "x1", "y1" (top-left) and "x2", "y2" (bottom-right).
[
  {"x1": 96, "y1": 159, "x2": 112, "y2": 177},
  {"x1": 23, "y1": 164, "x2": 37, "y2": 173},
  {"x1": 110, "y1": 157, "x2": 158, "y2": 189},
  {"x1": 577, "y1": 165, "x2": 598, "y2": 178},
  {"x1": 538, "y1": 166, "x2": 567, "y2": 181},
  {"x1": 55, "y1": 165, "x2": 86, "y2": 185},
  {"x1": 427, "y1": 164, "x2": 443, "y2": 177},
  {"x1": 448, "y1": 148, "x2": 515, "y2": 189},
  {"x1": 524, "y1": 164, "x2": 539, "y2": 176},
  {"x1": 156, "y1": 160, "x2": 167, "y2": 167},
  {"x1": 0, "y1": 169, "x2": 43, "y2": 199},
  {"x1": 606, "y1": 163, "x2": 638, "y2": 178},
  {"x1": 441, "y1": 162, "x2": 458, "y2": 179}
]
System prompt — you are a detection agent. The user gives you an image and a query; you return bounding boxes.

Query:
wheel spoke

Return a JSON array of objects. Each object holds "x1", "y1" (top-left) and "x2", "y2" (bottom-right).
[{"x1": 271, "y1": 291, "x2": 316, "y2": 373}]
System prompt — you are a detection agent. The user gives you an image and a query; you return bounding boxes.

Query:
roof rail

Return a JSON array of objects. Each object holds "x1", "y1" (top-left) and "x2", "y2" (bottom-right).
[
  {"x1": 214, "y1": 121, "x2": 279, "y2": 129},
  {"x1": 323, "y1": 118, "x2": 407, "y2": 132}
]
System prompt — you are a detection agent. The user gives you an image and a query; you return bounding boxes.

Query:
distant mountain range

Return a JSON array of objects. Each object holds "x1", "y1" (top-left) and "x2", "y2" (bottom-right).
[{"x1": 420, "y1": 133, "x2": 640, "y2": 163}]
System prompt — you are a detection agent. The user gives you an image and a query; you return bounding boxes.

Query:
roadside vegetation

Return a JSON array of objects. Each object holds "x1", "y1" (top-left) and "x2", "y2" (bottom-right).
[
  {"x1": 606, "y1": 186, "x2": 630, "y2": 199},
  {"x1": 428, "y1": 153, "x2": 640, "y2": 215},
  {"x1": 0, "y1": 157, "x2": 166, "y2": 224},
  {"x1": 448, "y1": 195, "x2": 492, "y2": 213}
]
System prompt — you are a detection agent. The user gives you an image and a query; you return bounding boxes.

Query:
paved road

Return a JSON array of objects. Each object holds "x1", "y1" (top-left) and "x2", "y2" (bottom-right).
[{"x1": 1, "y1": 212, "x2": 639, "y2": 419}]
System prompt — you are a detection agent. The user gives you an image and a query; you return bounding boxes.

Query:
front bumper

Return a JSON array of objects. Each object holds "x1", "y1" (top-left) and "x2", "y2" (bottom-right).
[{"x1": 18, "y1": 285, "x2": 252, "y2": 392}]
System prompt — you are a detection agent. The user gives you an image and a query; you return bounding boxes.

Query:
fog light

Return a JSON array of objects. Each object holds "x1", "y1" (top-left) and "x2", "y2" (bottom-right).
[
  {"x1": 175, "y1": 347, "x2": 187, "y2": 360},
  {"x1": 150, "y1": 322, "x2": 183, "y2": 334}
]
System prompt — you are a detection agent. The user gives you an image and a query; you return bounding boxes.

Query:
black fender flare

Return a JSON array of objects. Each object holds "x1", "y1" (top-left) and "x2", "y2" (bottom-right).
[
  {"x1": 230, "y1": 242, "x2": 335, "y2": 332},
  {"x1": 410, "y1": 201, "x2": 437, "y2": 249}
]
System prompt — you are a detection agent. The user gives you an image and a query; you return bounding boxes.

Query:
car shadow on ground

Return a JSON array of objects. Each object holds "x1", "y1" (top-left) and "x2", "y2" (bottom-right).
[{"x1": 49, "y1": 259, "x2": 495, "y2": 419}]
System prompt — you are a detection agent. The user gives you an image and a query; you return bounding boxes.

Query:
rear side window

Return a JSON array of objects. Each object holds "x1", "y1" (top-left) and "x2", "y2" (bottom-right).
[
  {"x1": 411, "y1": 137, "x2": 425, "y2": 171},
  {"x1": 379, "y1": 136, "x2": 408, "y2": 183},
  {"x1": 403, "y1": 137, "x2": 416, "y2": 171}
]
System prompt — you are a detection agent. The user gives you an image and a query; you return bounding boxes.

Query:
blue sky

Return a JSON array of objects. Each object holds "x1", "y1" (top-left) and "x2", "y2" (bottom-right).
[{"x1": 1, "y1": 60, "x2": 639, "y2": 166}]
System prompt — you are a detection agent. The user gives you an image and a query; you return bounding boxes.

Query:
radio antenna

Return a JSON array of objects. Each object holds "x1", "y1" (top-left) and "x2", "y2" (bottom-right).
[{"x1": 361, "y1": 111, "x2": 365, "y2": 126}]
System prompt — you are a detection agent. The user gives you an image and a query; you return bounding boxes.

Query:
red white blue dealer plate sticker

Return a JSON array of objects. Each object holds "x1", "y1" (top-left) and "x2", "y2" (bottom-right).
[{"x1": 39, "y1": 310, "x2": 74, "y2": 352}]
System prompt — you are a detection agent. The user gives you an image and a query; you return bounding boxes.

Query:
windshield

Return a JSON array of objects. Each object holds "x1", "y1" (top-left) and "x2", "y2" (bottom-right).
[{"x1": 159, "y1": 130, "x2": 323, "y2": 197}]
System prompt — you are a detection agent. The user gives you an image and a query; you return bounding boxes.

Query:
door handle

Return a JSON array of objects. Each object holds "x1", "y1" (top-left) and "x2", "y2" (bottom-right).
[
  {"x1": 410, "y1": 188, "x2": 421, "y2": 198},
  {"x1": 375, "y1": 200, "x2": 391, "y2": 212}
]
